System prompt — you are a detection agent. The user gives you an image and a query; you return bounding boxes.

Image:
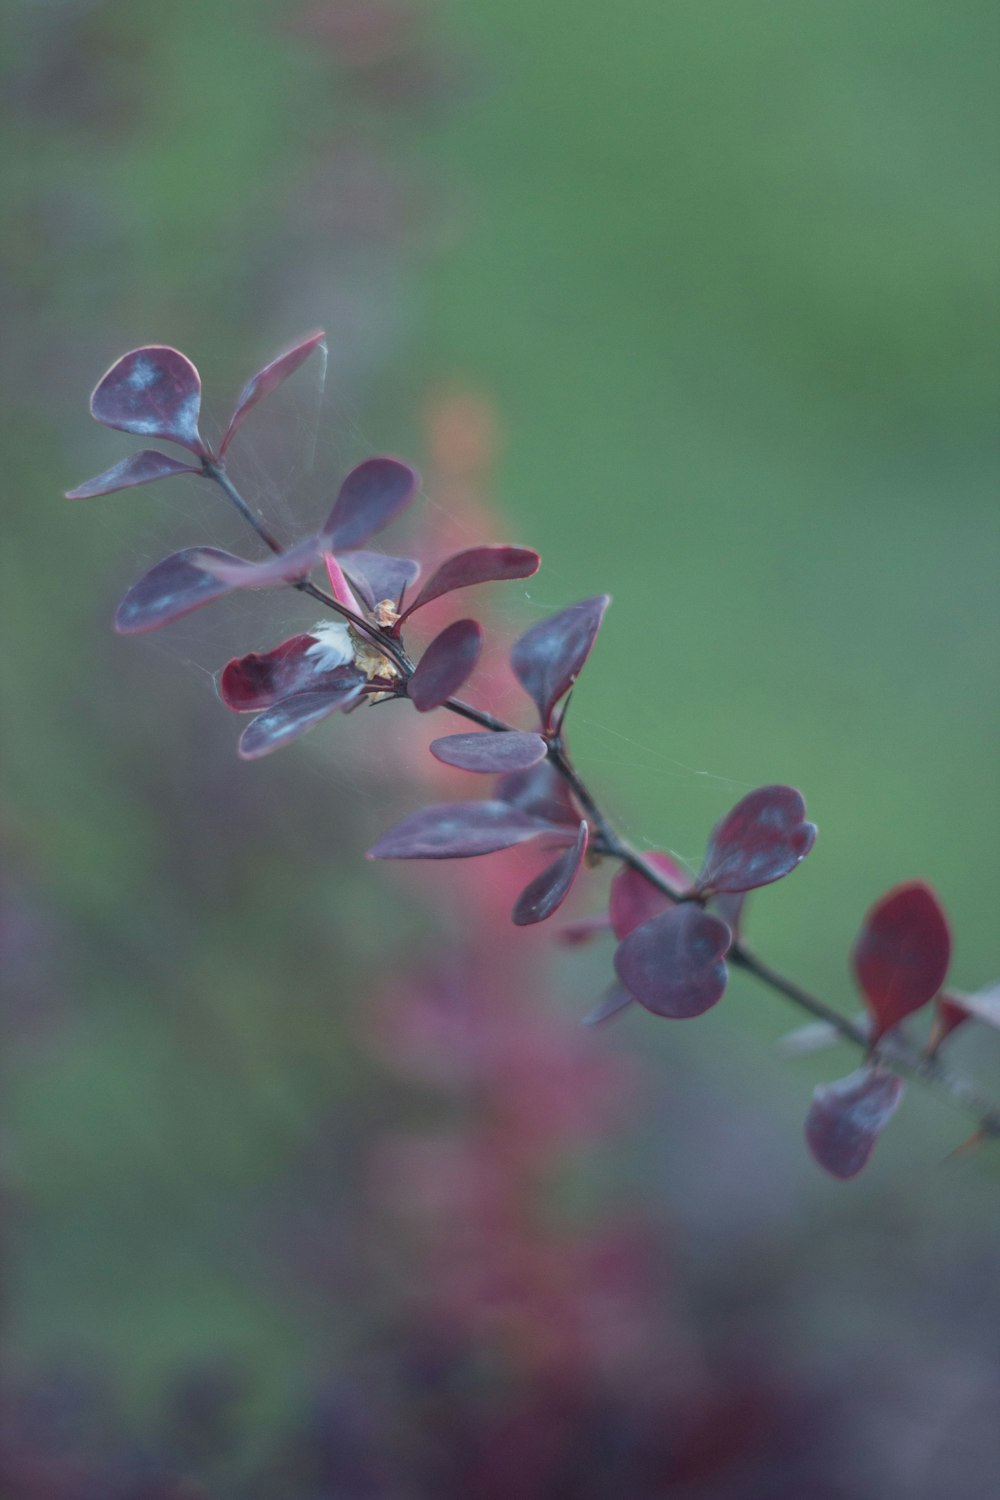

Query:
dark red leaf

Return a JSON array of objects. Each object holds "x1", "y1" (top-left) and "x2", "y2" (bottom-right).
[
  {"x1": 429, "y1": 731, "x2": 547, "y2": 773},
  {"x1": 114, "y1": 548, "x2": 240, "y2": 634},
  {"x1": 323, "y1": 458, "x2": 419, "y2": 551},
  {"x1": 191, "y1": 536, "x2": 322, "y2": 589},
  {"x1": 90, "y1": 346, "x2": 207, "y2": 457},
  {"x1": 219, "y1": 628, "x2": 357, "y2": 712},
  {"x1": 408, "y1": 619, "x2": 483, "y2": 712},
  {"x1": 614, "y1": 904, "x2": 731, "y2": 1019},
  {"x1": 805, "y1": 1067, "x2": 905, "y2": 1179},
  {"x1": 581, "y1": 985, "x2": 635, "y2": 1027},
  {"x1": 495, "y1": 759, "x2": 580, "y2": 826},
  {"x1": 66, "y1": 450, "x2": 201, "y2": 499},
  {"x1": 853, "y1": 881, "x2": 951, "y2": 1044},
  {"x1": 697, "y1": 785, "x2": 817, "y2": 895},
  {"x1": 512, "y1": 820, "x2": 588, "y2": 926},
  {"x1": 401, "y1": 545, "x2": 540, "y2": 618},
  {"x1": 219, "y1": 330, "x2": 325, "y2": 457},
  {"x1": 511, "y1": 595, "x2": 610, "y2": 728},
  {"x1": 238, "y1": 673, "x2": 365, "y2": 759},
  {"x1": 609, "y1": 852, "x2": 690, "y2": 940},
  {"x1": 368, "y1": 800, "x2": 559, "y2": 860},
  {"x1": 340, "y1": 551, "x2": 420, "y2": 611}
]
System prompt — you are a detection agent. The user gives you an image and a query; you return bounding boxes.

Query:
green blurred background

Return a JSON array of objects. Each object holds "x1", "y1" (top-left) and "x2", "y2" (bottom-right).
[{"x1": 2, "y1": 0, "x2": 999, "y2": 1493}]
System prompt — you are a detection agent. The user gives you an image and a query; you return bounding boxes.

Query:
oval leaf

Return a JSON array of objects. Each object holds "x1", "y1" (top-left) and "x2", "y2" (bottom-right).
[
  {"x1": 323, "y1": 458, "x2": 419, "y2": 551},
  {"x1": 238, "y1": 674, "x2": 365, "y2": 760},
  {"x1": 90, "y1": 347, "x2": 206, "y2": 456},
  {"x1": 220, "y1": 330, "x2": 325, "y2": 456},
  {"x1": 340, "y1": 551, "x2": 421, "y2": 611},
  {"x1": 114, "y1": 547, "x2": 239, "y2": 634},
  {"x1": 220, "y1": 629, "x2": 357, "y2": 712},
  {"x1": 581, "y1": 985, "x2": 635, "y2": 1027},
  {"x1": 512, "y1": 820, "x2": 588, "y2": 926},
  {"x1": 66, "y1": 450, "x2": 201, "y2": 499},
  {"x1": 555, "y1": 914, "x2": 613, "y2": 947},
  {"x1": 402, "y1": 545, "x2": 540, "y2": 618},
  {"x1": 408, "y1": 619, "x2": 483, "y2": 712},
  {"x1": 368, "y1": 800, "x2": 557, "y2": 860},
  {"x1": 191, "y1": 536, "x2": 322, "y2": 589},
  {"x1": 697, "y1": 785, "x2": 817, "y2": 895},
  {"x1": 609, "y1": 852, "x2": 690, "y2": 940},
  {"x1": 853, "y1": 881, "x2": 951, "y2": 1044},
  {"x1": 496, "y1": 759, "x2": 579, "y2": 826},
  {"x1": 511, "y1": 595, "x2": 610, "y2": 728},
  {"x1": 805, "y1": 1067, "x2": 905, "y2": 1180},
  {"x1": 614, "y1": 904, "x2": 731, "y2": 1019},
  {"x1": 429, "y1": 731, "x2": 547, "y2": 774}
]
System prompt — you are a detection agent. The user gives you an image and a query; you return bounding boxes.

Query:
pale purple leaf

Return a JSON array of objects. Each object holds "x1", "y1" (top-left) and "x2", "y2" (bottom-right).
[
  {"x1": 609, "y1": 852, "x2": 691, "y2": 940},
  {"x1": 697, "y1": 785, "x2": 817, "y2": 895},
  {"x1": 512, "y1": 820, "x2": 588, "y2": 926},
  {"x1": 90, "y1": 346, "x2": 207, "y2": 456},
  {"x1": 581, "y1": 985, "x2": 635, "y2": 1027},
  {"x1": 402, "y1": 545, "x2": 540, "y2": 618},
  {"x1": 66, "y1": 449, "x2": 201, "y2": 499},
  {"x1": 496, "y1": 759, "x2": 579, "y2": 826},
  {"x1": 614, "y1": 904, "x2": 731, "y2": 1019},
  {"x1": 805, "y1": 1067, "x2": 905, "y2": 1180},
  {"x1": 368, "y1": 800, "x2": 557, "y2": 860},
  {"x1": 408, "y1": 619, "x2": 483, "y2": 712},
  {"x1": 114, "y1": 547, "x2": 239, "y2": 634},
  {"x1": 340, "y1": 550, "x2": 420, "y2": 610},
  {"x1": 238, "y1": 674, "x2": 365, "y2": 760},
  {"x1": 323, "y1": 458, "x2": 419, "y2": 551},
  {"x1": 511, "y1": 595, "x2": 610, "y2": 728},
  {"x1": 219, "y1": 330, "x2": 325, "y2": 456},
  {"x1": 429, "y1": 731, "x2": 547, "y2": 773},
  {"x1": 192, "y1": 536, "x2": 321, "y2": 589},
  {"x1": 220, "y1": 633, "x2": 360, "y2": 712}
]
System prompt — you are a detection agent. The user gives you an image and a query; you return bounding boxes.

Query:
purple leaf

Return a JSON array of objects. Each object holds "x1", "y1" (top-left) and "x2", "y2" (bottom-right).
[
  {"x1": 408, "y1": 619, "x2": 483, "y2": 712},
  {"x1": 853, "y1": 881, "x2": 951, "y2": 1045},
  {"x1": 114, "y1": 547, "x2": 240, "y2": 634},
  {"x1": 429, "y1": 731, "x2": 548, "y2": 773},
  {"x1": 66, "y1": 449, "x2": 201, "y2": 499},
  {"x1": 219, "y1": 630, "x2": 358, "y2": 712},
  {"x1": 555, "y1": 914, "x2": 613, "y2": 947},
  {"x1": 340, "y1": 551, "x2": 421, "y2": 611},
  {"x1": 239, "y1": 674, "x2": 365, "y2": 759},
  {"x1": 512, "y1": 820, "x2": 588, "y2": 926},
  {"x1": 495, "y1": 759, "x2": 579, "y2": 826},
  {"x1": 368, "y1": 800, "x2": 558, "y2": 860},
  {"x1": 581, "y1": 985, "x2": 635, "y2": 1027},
  {"x1": 609, "y1": 852, "x2": 690, "y2": 940},
  {"x1": 710, "y1": 890, "x2": 747, "y2": 940},
  {"x1": 401, "y1": 545, "x2": 540, "y2": 618},
  {"x1": 322, "y1": 458, "x2": 419, "y2": 551},
  {"x1": 805, "y1": 1067, "x2": 905, "y2": 1180},
  {"x1": 219, "y1": 330, "x2": 325, "y2": 457},
  {"x1": 90, "y1": 347, "x2": 207, "y2": 457},
  {"x1": 191, "y1": 536, "x2": 322, "y2": 589},
  {"x1": 614, "y1": 904, "x2": 732, "y2": 1019},
  {"x1": 511, "y1": 595, "x2": 610, "y2": 728},
  {"x1": 697, "y1": 785, "x2": 817, "y2": 895}
]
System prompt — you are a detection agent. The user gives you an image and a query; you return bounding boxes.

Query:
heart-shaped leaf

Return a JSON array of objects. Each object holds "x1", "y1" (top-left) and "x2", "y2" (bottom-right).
[
  {"x1": 401, "y1": 545, "x2": 540, "y2": 618},
  {"x1": 90, "y1": 347, "x2": 207, "y2": 456},
  {"x1": 219, "y1": 330, "x2": 326, "y2": 457},
  {"x1": 429, "y1": 731, "x2": 547, "y2": 774},
  {"x1": 511, "y1": 595, "x2": 610, "y2": 729},
  {"x1": 368, "y1": 800, "x2": 558, "y2": 860},
  {"x1": 512, "y1": 820, "x2": 588, "y2": 926},
  {"x1": 340, "y1": 551, "x2": 420, "y2": 611},
  {"x1": 66, "y1": 449, "x2": 201, "y2": 499},
  {"x1": 853, "y1": 881, "x2": 951, "y2": 1044},
  {"x1": 581, "y1": 985, "x2": 635, "y2": 1027},
  {"x1": 192, "y1": 536, "x2": 322, "y2": 589},
  {"x1": 114, "y1": 547, "x2": 241, "y2": 634},
  {"x1": 609, "y1": 852, "x2": 690, "y2": 940},
  {"x1": 220, "y1": 628, "x2": 356, "y2": 712},
  {"x1": 239, "y1": 675, "x2": 366, "y2": 759},
  {"x1": 408, "y1": 619, "x2": 483, "y2": 712},
  {"x1": 322, "y1": 458, "x2": 419, "y2": 551},
  {"x1": 614, "y1": 904, "x2": 731, "y2": 1019},
  {"x1": 805, "y1": 1067, "x2": 905, "y2": 1179},
  {"x1": 697, "y1": 785, "x2": 817, "y2": 895},
  {"x1": 495, "y1": 759, "x2": 580, "y2": 826}
]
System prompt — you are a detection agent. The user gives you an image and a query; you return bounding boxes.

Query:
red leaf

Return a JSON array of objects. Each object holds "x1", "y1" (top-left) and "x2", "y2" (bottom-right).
[
  {"x1": 322, "y1": 458, "x2": 419, "y2": 551},
  {"x1": 90, "y1": 346, "x2": 207, "y2": 457},
  {"x1": 853, "y1": 881, "x2": 951, "y2": 1044},
  {"x1": 697, "y1": 785, "x2": 816, "y2": 895},
  {"x1": 66, "y1": 449, "x2": 201, "y2": 499},
  {"x1": 609, "y1": 852, "x2": 690, "y2": 940},
  {"x1": 511, "y1": 595, "x2": 610, "y2": 729},
  {"x1": 408, "y1": 619, "x2": 483, "y2": 712},
  {"x1": 219, "y1": 330, "x2": 325, "y2": 456},
  {"x1": 219, "y1": 629, "x2": 355, "y2": 712},
  {"x1": 429, "y1": 731, "x2": 547, "y2": 773},
  {"x1": 368, "y1": 801, "x2": 560, "y2": 860},
  {"x1": 805, "y1": 1067, "x2": 905, "y2": 1179},
  {"x1": 238, "y1": 675, "x2": 366, "y2": 759},
  {"x1": 613, "y1": 904, "x2": 731, "y2": 1019},
  {"x1": 114, "y1": 548, "x2": 240, "y2": 634},
  {"x1": 512, "y1": 820, "x2": 588, "y2": 926},
  {"x1": 401, "y1": 545, "x2": 540, "y2": 618}
]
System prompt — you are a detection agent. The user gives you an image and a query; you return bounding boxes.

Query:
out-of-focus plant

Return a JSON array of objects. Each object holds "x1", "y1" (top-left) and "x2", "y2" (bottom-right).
[{"x1": 67, "y1": 335, "x2": 999, "y2": 1179}]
